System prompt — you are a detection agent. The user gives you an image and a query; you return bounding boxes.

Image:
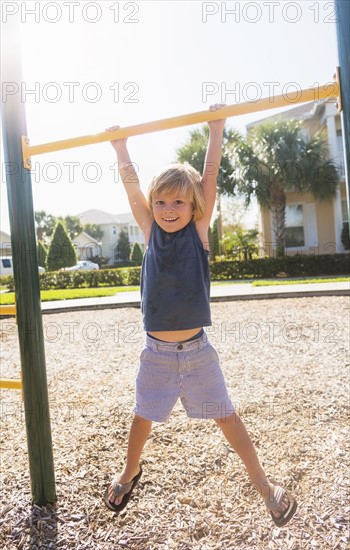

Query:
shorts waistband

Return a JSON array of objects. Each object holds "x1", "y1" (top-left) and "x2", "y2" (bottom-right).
[{"x1": 146, "y1": 331, "x2": 208, "y2": 352}]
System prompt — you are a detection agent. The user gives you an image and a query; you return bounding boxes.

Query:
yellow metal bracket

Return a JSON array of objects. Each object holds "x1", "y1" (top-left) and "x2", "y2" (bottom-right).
[
  {"x1": 0, "y1": 304, "x2": 22, "y2": 391},
  {"x1": 0, "y1": 304, "x2": 17, "y2": 316},
  {"x1": 21, "y1": 76, "x2": 341, "y2": 170},
  {"x1": 0, "y1": 378, "x2": 22, "y2": 390},
  {"x1": 22, "y1": 136, "x2": 32, "y2": 170}
]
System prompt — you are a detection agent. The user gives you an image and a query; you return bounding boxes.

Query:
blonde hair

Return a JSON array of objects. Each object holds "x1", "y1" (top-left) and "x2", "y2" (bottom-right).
[{"x1": 147, "y1": 163, "x2": 205, "y2": 221}]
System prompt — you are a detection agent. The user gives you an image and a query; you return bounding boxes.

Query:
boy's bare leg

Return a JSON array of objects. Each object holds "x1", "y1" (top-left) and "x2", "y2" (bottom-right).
[
  {"x1": 108, "y1": 414, "x2": 152, "y2": 505},
  {"x1": 215, "y1": 412, "x2": 290, "y2": 517}
]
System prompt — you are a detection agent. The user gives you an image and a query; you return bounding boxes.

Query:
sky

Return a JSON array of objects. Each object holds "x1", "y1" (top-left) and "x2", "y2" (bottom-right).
[{"x1": 0, "y1": 0, "x2": 340, "y2": 234}]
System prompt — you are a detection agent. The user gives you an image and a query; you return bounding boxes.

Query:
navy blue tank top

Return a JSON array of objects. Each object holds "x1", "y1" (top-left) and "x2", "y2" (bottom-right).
[{"x1": 141, "y1": 221, "x2": 211, "y2": 331}]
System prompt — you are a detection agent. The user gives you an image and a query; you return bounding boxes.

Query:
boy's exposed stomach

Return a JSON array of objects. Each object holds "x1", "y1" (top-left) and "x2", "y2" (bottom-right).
[{"x1": 148, "y1": 327, "x2": 202, "y2": 343}]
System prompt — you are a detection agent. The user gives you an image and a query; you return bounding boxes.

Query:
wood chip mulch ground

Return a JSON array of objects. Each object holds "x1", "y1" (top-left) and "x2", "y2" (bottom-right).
[{"x1": 0, "y1": 296, "x2": 349, "y2": 549}]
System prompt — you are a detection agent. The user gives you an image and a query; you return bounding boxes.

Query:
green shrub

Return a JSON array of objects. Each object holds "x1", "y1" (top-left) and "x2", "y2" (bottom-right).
[
  {"x1": 99, "y1": 269, "x2": 126, "y2": 286},
  {"x1": 37, "y1": 241, "x2": 47, "y2": 269},
  {"x1": 55, "y1": 271, "x2": 73, "y2": 289},
  {"x1": 124, "y1": 267, "x2": 142, "y2": 285},
  {"x1": 35, "y1": 267, "x2": 132, "y2": 289},
  {"x1": 209, "y1": 254, "x2": 349, "y2": 280},
  {"x1": 85, "y1": 270, "x2": 100, "y2": 288},
  {"x1": 1, "y1": 253, "x2": 348, "y2": 292},
  {"x1": 130, "y1": 242, "x2": 144, "y2": 265},
  {"x1": 47, "y1": 222, "x2": 77, "y2": 271},
  {"x1": 72, "y1": 271, "x2": 87, "y2": 288},
  {"x1": 0, "y1": 275, "x2": 15, "y2": 291}
]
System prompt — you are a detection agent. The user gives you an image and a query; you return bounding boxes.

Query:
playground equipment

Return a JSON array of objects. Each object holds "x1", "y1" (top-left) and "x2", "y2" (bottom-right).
[
  {"x1": 0, "y1": 377, "x2": 22, "y2": 391},
  {"x1": 22, "y1": 81, "x2": 340, "y2": 169},
  {"x1": 0, "y1": 305, "x2": 22, "y2": 390},
  {"x1": 0, "y1": 305, "x2": 16, "y2": 316},
  {"x1": 1, "y1": 3, "x2": 349, "y2": 507}
]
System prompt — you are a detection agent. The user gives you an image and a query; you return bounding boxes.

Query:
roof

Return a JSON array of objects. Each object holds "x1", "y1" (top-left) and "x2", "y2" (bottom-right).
[
  {"x1": 246, "y1": 100, "x2": 336, "y2": 129},
  {"x1": 0, "y1": 230, "x2": 11, "y2": 241},
  {"x1": 77, "y1": 209, "x2": 136, "y2": 226},
  {"x1": 74, "y1": 231, "x2": 100, "y2": 244}
]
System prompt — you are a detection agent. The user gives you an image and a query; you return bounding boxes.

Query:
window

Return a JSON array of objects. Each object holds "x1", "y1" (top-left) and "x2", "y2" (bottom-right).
[
  {"x1": 2, "y1": 259, "x2": 11, "y2": 268},
  {"x1": 341, "y1": 199, "x2": 350, "y2": 250},
  {"x1": 135, "y1": 226, "x2": 139, "y2": 236},
  {"x1": 130, "y1": 226, "x2": 134, "y2": 236},
  {"x1": 285, "y1": 204, "x2": 305, "y2": 247},
  {"x1": 337, "y1": 130, "x2": 345, "y2": 177}
]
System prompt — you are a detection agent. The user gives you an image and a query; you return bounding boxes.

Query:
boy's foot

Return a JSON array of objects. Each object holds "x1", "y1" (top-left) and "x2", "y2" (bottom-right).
[
  {"x1": 264, "y1": 482, "x2": 297, "y2": 527},
  {"x1": 104, "y1": 466, "x2": 142, "y2": 513}
]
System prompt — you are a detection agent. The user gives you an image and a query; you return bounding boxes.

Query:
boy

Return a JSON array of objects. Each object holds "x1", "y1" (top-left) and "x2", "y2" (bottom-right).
[{"x1": 104, "y1": 105, "x2": 297, "y2": 527}]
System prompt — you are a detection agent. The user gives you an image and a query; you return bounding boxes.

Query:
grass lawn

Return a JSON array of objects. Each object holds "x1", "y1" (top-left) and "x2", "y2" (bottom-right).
[
  {"x1": 0, "y1": 277, "x2": 348, "y2": 305},
  {"x1": 0, "y1": 286, "x2": 139, "y2": 305},
  {"x1": 252, "y1": 276, "x2": 349, "y2": 286}
]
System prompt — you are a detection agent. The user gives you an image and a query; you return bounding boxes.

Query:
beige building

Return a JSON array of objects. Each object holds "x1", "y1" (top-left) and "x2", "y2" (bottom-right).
[
  {"x1": 73, "y1": 231, "x2": 101, "y2": 261},
  {"x1": 247, "y1": 101, "x2": 348, "y2": 256}
]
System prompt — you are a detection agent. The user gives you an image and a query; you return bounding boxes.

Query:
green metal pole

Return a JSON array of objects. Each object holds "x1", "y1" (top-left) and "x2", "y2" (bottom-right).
[
  {"x1": 335, "y1": 0, "x2": 350, "y2": 228},
  {"x1": 1, "y1": 17, "x2": 56, "y2": 504}
]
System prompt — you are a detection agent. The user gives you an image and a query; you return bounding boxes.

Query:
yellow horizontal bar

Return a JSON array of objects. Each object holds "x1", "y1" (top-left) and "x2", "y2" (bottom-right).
[
  {"x1": 22, "y1": 80, "x2": 340, "y2": 169},
  {"x1": 0, "y1": 305, "x2": 16, "y2": 315},
  {"x1": 0, "y1": 379, "x2": 22, "y2": 390}
]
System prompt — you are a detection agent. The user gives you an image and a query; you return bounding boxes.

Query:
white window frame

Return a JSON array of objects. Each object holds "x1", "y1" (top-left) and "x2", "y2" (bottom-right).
[{"x1": 285, "y1": 203, "x2": 306, "y2": 251}]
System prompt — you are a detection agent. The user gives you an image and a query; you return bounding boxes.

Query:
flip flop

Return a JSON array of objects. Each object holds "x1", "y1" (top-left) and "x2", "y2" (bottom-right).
[
  {"x1": 104, "y1": 467, "x2": 143, "y2": 513},
  {"x1": 265, "y1": 485, "x2": 297, "y2": 527}
]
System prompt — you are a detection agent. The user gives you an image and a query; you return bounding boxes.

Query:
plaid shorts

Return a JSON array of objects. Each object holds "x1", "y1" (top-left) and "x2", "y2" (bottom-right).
[{"x1": 134, "y1": 331, "x2": 235, "y2": 422}]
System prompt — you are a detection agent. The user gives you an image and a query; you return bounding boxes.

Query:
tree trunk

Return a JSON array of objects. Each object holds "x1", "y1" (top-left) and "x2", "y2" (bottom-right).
[
  {"x1": 216, "y1": 188, "x2": 223, "y2": 256},
  {"x1": 271, "y1": 183, "x2": 286, "y2": 258},
  {"x1": 37, "y1": 227, "x2": 43, "y2": 241}
]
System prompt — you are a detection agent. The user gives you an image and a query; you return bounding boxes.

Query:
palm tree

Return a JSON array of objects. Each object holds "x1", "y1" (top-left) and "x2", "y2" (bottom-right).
[
  {"x1": 58, "y1": 215, "x2": 83, "y2": 240},
  {"x1": 222, "y1": 227, "x2": 259, "y2": 260},
  {"x1": 228, "y1": 120, "x2": 339, "y2": 257},
  {"x1": 176, "y1": 126, "x2": 236, "y2": 244},
  {"x1": 34, "y1": 210, "x2": 56, "y2": 242}
]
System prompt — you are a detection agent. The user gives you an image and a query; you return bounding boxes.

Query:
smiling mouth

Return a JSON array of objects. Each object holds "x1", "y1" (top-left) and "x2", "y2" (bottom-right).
[{"x1": 162, "y1": 217, "x2": 179, "y2": 222}]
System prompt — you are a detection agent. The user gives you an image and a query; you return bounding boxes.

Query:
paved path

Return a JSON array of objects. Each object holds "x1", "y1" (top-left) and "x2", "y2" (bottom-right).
[{"x1": 37, "y1": 281, "x2": 349, "y2": 315}]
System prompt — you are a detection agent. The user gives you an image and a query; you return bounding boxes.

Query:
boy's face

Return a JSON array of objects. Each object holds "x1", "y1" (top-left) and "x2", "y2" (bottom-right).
[{"x1": 152, "y1": 191, "x2": 194, "y2": 232}]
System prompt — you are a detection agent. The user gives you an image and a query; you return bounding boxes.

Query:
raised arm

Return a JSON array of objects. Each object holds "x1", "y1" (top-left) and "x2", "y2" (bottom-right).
[
  {"x1": 199, "y1": 104, "x2": 226, "y2": 228},
  {"x1": 107, "y1": 126, "x2": 152, "y2": 240}
]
